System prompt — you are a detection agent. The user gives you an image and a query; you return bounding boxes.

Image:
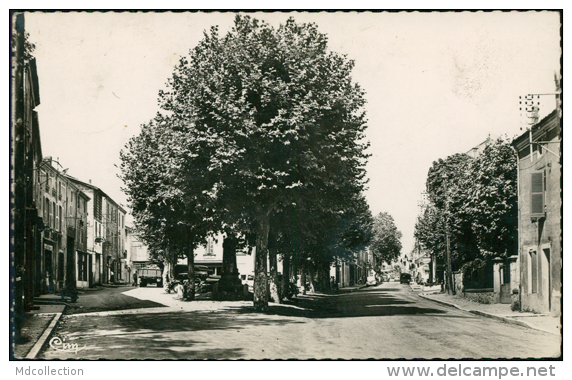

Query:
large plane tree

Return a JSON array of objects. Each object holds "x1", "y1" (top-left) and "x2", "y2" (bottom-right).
[{"x1": 123, "y1": 15, "x2": 369, "y2": 311}]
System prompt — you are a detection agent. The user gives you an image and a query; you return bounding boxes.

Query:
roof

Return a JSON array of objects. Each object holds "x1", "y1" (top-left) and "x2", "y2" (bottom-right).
[
  {"x1": 63, "y1": 174, "x2": 127, "y2": 213},
  {"x1": 512, "y1": 108, "x2": 560, "y2": 149}
]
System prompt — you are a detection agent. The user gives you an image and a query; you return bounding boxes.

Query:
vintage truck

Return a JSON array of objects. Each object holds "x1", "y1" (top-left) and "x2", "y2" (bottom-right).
[{"x1": 138, "y1": 266, "x2": 163, "y2": 287}]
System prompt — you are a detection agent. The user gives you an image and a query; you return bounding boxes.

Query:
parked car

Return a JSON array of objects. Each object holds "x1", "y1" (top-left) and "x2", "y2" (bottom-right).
[
  {"x1": 174, "y1": 264, "x2": 210, "y2": 281},
  {"x1": 199, "y1": 275, "x2": 221, "y2": 293},
  {"x1": 194, "y1": 265, "x2": 210, "y2": 281},
  {"x1": 366, "y1": 275, "x2": 377, "y2": 286},
  {"x1": 400, "y1": 273, "x2": 412, "y2": 284}
]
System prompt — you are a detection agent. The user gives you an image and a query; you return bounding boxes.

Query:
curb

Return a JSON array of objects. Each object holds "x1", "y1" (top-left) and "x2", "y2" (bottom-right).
[
  {"x1": 25, "y1": 311, "x2": 64, "y2": 359},
  {"x1": 418, "y1": 294, "x2": 559, "y2": 336}
]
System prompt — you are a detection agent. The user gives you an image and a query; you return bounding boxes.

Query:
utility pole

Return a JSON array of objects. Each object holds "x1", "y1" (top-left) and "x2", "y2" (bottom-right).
[{"x1": 442, "y1": 174, "x2": 455, "y2": 295}]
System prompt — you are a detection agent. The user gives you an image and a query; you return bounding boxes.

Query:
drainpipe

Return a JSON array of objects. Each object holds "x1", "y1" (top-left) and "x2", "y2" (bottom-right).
[{"x1": 511, "y1": 145, "x2": 522, "y2": 310}]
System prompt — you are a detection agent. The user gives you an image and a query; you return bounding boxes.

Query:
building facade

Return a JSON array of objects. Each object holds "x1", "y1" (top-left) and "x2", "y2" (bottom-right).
[
  {"x1": 36, "y1": 161, "x2": 90, "y2": 293},
  {"x1": 512, "y1": 109, "x2": 561, "y2": 316},
  {"x1": 64, "y1": 176, "x2": 127, "y2": 286},
  {"x1": 12, "y1": 13, "x2": 44, "y2": 323}
]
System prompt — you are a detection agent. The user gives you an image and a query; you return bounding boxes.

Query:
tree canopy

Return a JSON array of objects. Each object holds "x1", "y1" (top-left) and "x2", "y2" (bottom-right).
[
  {"x1": 120, "y1": 15, "x2": 370, "y2": 310},
  {"x1": 414, "y1": 137, "x2": 518, "y2": 283},
  {"x1": 370, "y1": 212, "x2": 402, "y2": 265}
]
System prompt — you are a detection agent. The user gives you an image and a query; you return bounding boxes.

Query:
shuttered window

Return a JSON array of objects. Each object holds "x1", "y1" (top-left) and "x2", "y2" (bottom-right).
[{"x1": 531, "y1": 172, "x2": 545, "y2": 216}]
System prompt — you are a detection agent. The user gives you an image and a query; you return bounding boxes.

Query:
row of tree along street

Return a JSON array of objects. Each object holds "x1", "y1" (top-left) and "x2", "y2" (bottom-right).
[
  {"x1": 414, "y1": 137, "x2": 518, "y2": 294},
  {"x1": 120, "y1": 16, "x2": 402, "y2": 311}
]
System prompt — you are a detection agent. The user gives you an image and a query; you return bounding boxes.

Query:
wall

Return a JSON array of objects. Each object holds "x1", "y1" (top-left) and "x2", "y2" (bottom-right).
[{"x1": 514, "y1": 111, "x2": 561, "y2": 315}]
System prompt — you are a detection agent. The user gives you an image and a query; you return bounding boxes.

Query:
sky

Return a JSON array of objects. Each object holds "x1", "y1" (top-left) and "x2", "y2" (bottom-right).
[{"x1": 21, "y1": 11, "x2": 562, "y2": 254}]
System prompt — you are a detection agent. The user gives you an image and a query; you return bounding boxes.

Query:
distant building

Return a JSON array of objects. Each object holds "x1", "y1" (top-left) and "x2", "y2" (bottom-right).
[
  {"x1": 189, "y1": 234, "x2": 255, "y2": 277},
  {"x1": 512, "y1": 109, "x2": 561, "y2": 316},
  {"x1": 126, "y1": 226, "x2": 151, "y2": 270},
  {"x1": 64, "y1": 176, "x2": 127, "y2": 285},
  {"x1": 331, "y1": 249, "x2": 368, "y2": 288}
]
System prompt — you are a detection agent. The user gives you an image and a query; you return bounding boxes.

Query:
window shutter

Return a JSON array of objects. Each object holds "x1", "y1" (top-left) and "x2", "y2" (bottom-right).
[{"x1": 530, "y1": 172, "x2": 545, "y2": 216}]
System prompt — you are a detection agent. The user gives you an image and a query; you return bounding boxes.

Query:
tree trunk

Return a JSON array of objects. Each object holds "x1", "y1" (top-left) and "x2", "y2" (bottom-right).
[
  {"x1": 163, "y1": 246, "x2": 176, "y2": 286},
  {"x1": 254, "y1": 210, "x2": 270, "y2": 312},
  {"x1": 319, "y1": 260, "x2": 330, "y2": 292},
  {"x1": 308, "y1": 262, "x2": 316, "y2": 294},
  {"x1": 300, "y1": 260, "x2": 307, "y2": 295},
  {"x1": 316, "y1": 260, "x2": 325, "y2": 292},
  {"x1": 268, "y1": 247, "x2": 280, "y2": 304},
  {"x1": 185, "y1": 246, "x2": 195, "y2": 301},
  {"x1": 281, "y1": 254, "x2": 290, "y2": 300}
]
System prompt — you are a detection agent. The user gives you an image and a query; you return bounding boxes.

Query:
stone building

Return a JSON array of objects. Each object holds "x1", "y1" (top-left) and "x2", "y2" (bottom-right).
[
  {"x1": 12, "y1": 13, "x2": 43, "y2": 324},
  {"x1": 37, "y1": 161, "x2": 89, "y2": 292},
  {"x1": 512, "y1": 109, "x2": 561, "y2": 315},
  {"x1": 64, "y1": 176, "x2": 127, "y2": 285}
]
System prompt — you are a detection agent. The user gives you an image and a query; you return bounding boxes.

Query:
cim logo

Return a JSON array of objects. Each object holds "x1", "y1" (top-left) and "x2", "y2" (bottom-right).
[{"x1": 49, "y1": 335, "x2": 85, "y2": 354}]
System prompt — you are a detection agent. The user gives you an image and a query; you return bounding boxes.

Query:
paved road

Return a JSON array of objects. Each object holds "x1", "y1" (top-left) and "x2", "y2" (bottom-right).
[{"x1": 40, "y1": 282, "x2": 561, "y2": 359}]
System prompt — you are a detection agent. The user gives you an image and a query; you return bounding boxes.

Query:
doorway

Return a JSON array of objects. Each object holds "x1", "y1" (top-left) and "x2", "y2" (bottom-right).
[
  {"x1": 45, "y1": 250, "x2": 53, "y2": 293},
  {"x1": 541, "y1": 248, "x2": 551, "y2": 311}
]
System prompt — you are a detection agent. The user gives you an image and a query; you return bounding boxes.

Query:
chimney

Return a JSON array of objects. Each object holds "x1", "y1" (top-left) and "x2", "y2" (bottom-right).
[{"x1": 89, "y1": 179, "x2": 92, "y2": 184}]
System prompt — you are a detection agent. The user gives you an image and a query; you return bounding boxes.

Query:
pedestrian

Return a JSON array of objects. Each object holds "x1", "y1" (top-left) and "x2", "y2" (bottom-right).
[
  {"x1": 46, "y1": 271, "x2": 54, "y2": 294},
  {"x1": 133, "y1": 271, "x2": 138, "y2": 286}
]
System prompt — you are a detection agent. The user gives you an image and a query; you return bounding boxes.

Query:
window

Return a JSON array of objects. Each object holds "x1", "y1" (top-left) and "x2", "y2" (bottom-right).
[
  {"x1": 52, "y1": 201, "x2": 56, "y2": 229},
  {"x1": 48, "y1": 201, "x2": 53, "y2": 228},
  {"x1": 529, "y1": 249, "x2": 538, "y2": 294},
  {"x1": 58, "y1": 205, "x2": 62, "y2": 231},
  {"x1": 44, "y1": 197, "x2": 49, "y2": 223},
  {"x1": 531, "y1": 172, "x2": 545, "y2": 217}
]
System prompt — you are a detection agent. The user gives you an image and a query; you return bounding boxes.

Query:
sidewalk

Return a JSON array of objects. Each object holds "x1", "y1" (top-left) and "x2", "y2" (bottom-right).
[
  {"x1": 418, "y1": 291, "x2": 561, "y2": 336},
  {"x1": 12, "y1": 286, "x2": 114, "y2": 359},
  {"x1": 12, "y1": 302, "x2": 66, "y2": 359}
]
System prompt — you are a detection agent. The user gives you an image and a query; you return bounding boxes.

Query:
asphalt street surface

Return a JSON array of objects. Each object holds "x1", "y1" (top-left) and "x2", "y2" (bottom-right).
[{"x1": 40, "y1": 282, "x2": 561, "y2": 359}]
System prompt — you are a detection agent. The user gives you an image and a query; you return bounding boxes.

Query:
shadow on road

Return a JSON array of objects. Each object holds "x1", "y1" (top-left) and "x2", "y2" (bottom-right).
[
  {"x1": 45, "y1": 311, "x2": 305, "y2": 359},
  {"x1": 44, "y1": 287, "x2": 475, "y2": 359},
  {"x1": 226, "y1": 289, "x2": 450, "y2": 319}
]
